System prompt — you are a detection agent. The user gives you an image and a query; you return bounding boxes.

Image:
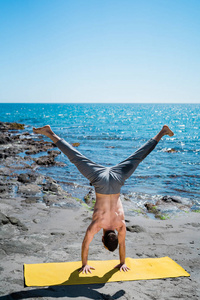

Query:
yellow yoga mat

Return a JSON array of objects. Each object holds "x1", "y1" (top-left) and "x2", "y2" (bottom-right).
[{"x1": 24, "y1": 257, "x2": 190, "y2": 287}]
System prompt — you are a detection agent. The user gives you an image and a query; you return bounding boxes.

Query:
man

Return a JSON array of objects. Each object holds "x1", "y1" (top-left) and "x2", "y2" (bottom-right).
[{"x1": 33, "y1": 125, "x2": 174, "y2": 274}]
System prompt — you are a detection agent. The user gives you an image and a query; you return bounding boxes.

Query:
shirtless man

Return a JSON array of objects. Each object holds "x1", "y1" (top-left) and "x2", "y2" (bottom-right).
[{"x1": 33, "y1": 125, "x2": 174, "y2": 274}]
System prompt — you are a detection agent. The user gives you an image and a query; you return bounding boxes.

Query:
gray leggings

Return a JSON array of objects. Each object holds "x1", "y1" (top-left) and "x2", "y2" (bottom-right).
[{"x1": 56, "y1": 138, "x2": 158, "y2": 194}]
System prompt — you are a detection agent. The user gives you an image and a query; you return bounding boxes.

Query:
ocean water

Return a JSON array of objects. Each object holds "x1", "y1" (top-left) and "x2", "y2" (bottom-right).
[{"x1": 1, "y1": 103, "x2": 200, "y2": 207}]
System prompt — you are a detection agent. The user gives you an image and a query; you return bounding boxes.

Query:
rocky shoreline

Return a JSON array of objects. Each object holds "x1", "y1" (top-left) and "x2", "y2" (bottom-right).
[
  {"x1": 0, "y1": 122, "x2": 200, "y2": 299},
  {"x1": 0, "y1": 122, "x2": 83, "y2": 208}
]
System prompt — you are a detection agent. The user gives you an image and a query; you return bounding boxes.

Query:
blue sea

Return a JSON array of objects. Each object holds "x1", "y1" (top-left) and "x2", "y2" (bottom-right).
[{"x1": 1, "y1": 103, "x2": 200, "y2": 208}]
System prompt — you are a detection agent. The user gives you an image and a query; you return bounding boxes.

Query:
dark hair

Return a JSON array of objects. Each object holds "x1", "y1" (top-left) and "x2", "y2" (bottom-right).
[{"x1": 103, "y1": 230, "x2": 118, "y2": 252}]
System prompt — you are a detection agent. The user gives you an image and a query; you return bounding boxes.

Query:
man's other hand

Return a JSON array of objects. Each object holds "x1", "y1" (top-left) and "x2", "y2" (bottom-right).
[
  {"x1": 114, "y1": 263, "x2": 130, "y2": 272},
  {"x1": 79, "y1": 264, "x2": 95, "y2": 274}
]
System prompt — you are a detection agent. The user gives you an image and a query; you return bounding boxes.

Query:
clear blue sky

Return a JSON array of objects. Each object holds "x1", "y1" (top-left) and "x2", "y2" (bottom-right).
[{"x1": 0, "y1": 0, "x2": 200, "y2": 103}]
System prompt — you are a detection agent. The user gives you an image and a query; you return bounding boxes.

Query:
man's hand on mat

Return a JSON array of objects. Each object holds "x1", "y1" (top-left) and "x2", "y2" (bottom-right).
[
  {"x1": 115, "y1": 263, "x2": 130, "y2": 272},
  {"x1": 79, "y1": 265, "x2": 95, "y2": 274}
]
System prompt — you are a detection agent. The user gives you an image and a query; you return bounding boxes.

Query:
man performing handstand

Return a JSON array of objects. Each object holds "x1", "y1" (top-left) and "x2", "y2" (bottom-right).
[{"x1": 33, "y1": 125, "x2": 174, "y2": 274}]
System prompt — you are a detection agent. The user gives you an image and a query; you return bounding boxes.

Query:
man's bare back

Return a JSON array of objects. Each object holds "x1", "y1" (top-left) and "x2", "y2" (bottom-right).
[{"x1": 93, "y1": 193, "x2": 125, "y2": 231}]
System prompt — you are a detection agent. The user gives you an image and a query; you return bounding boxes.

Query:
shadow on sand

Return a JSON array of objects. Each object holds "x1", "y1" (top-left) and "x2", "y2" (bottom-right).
[{"x1": 0, "y1": 267, "x2": 126, "y2": 300}]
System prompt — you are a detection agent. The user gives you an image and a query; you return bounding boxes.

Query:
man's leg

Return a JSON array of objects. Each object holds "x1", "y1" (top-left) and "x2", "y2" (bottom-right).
[
  {"x1": 33, "y1": 125, "x2": 103, "y2": 184},
  {"x1": 112, "y1": 125, "x2": 174, "y2": 181}
]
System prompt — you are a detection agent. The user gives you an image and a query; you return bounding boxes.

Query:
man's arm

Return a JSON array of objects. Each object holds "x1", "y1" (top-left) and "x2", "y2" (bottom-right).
[
  {"x1": 79, "y1": 221, "x2": 100, "y2": 274},
  {"x1": 115, "y1": 222, "x2": 130, "y2": 272}
]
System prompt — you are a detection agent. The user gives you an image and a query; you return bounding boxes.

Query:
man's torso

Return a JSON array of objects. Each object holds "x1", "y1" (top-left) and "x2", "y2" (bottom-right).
[{"x1": 92, "y1": 193, "x2": 125, "y2": 231}]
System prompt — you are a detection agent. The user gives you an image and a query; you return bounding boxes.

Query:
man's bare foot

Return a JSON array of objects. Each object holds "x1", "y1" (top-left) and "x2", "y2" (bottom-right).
[
  {"x1": 162, "y1": 125, "x2": 174, "y2": 137},
  {"x1": 33, "y1": 125, "x2": 60, "y2": 143},
  {"x1": 153, "y1": 125, "x2": 174, "y2": 142},
  {"x1": 33, "y1": 125, "x2": 54, "y2": 137}
]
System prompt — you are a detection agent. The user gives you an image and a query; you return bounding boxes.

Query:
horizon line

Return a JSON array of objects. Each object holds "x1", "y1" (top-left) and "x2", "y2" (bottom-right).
[{"x1": 0, "y1": 102, "x2": 199, "y2": 104}]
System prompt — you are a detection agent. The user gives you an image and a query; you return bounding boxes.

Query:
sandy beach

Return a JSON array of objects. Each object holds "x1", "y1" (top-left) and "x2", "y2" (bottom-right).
[{"x1": 0, "y1": 122, "x2": 200, "y2": 299}]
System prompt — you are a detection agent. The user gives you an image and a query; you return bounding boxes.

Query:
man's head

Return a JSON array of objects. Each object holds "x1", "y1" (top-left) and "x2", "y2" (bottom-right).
[{"x1": 102, "y1": 230, "x2": 118, "y2": 252}]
